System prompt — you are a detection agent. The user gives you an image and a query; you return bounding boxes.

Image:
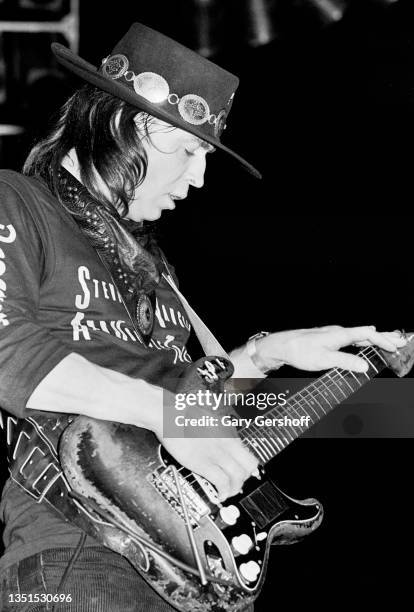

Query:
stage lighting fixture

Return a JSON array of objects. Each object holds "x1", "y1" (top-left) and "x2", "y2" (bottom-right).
[
  {"x1": 245, "y1": 0, "x2": 277, "y2": 47},
  {"x1": 305, "y1": 0, "x2": 347, "y2": 23}
]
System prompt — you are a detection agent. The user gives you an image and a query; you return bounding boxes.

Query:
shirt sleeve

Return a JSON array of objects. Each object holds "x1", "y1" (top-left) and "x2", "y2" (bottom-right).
[{"x1": 0, "y1": 179, "x2": 72, "y2": 418}]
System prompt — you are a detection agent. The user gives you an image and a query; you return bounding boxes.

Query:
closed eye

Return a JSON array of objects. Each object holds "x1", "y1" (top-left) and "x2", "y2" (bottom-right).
[
  {"x1": 184, "y1": 138, "x2": 216, "y2": 156},
  {"x1": 200, "y1": 142, "x2": 216, "y2": 154}
]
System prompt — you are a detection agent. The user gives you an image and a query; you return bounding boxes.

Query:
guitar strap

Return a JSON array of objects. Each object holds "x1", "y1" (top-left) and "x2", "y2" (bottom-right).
[
  {"x1": 1, "y1": 410, "x2": 151, "y2": 569},
  {"x1": 161, "y1": 269, "x2": 229, "y2": 359}
]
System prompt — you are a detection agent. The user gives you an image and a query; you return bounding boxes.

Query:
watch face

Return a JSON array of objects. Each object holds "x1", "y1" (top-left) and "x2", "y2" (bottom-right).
[{"x1": 136, "y1": 292, "x2": 155, "y2": 342}]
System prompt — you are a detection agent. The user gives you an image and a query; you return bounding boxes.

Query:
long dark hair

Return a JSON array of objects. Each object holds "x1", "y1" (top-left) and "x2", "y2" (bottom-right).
[{"x1": 23, "y1": 84, "x2": 151, "y2": 218}]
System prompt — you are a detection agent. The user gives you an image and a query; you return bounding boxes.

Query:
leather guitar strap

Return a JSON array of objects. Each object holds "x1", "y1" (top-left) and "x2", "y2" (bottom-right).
[
  {"x1": 1, "y1": 410, "x2": 149, "y2": 568},
  {"x1": 161, "y1": 271, "x2": 229, "y2": 359}
]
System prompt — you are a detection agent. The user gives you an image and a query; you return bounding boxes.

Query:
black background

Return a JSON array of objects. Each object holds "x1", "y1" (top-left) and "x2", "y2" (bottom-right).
[{"x1": 1, "y1": 0, "x2": 414, "y2": 608}]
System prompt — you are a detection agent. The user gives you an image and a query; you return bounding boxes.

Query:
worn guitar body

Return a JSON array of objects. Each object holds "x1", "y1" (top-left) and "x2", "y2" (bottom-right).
[
  {"x1": 60, "y1": 358, "x2": 322, "y2": 612},
  {"x1": 60, "y1": 337, "x2": 414, "y2": 611}
]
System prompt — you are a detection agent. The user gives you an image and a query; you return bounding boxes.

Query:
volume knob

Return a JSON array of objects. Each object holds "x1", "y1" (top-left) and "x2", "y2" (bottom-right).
[
  {"x1": 231, "y1": 534, "x2": 253, "y2": 555},
  {"x1": 219, "y1": 505, "x2": 240, "y2": 526},
  {"x1": 239, "y1": 560, "x2": 261, "y2": 583}
]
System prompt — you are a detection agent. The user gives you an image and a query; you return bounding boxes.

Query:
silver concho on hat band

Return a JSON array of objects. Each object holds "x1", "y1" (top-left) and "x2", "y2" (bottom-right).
[
  {"x1": 178, "y1": 94, "x2": 210, "y2": 126},
  {"x1": 136, "y1": 293, "x2": 154, "y2": 340},
  {"x1": 101, "y1": 54, "x2": 229, "y2": 132},
  {"x1": 101, "y1": 54, "x2": 129, "y2": 80},
  {"x1": 214, "y1": 109, "x2": 227, "y2": 137},
  {"x1": 133, "y1": 72, "x2": 170, "y2": 104}
]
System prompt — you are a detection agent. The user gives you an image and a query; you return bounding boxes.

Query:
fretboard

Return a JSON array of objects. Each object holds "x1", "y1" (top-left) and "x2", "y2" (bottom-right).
[{"x1": 240, "y1": 346, "x2": 388, "y2": 464}]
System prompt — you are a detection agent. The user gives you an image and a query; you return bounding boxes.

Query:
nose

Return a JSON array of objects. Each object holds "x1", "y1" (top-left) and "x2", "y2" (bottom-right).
[{"x1": 186, "y1": 151, "x2": 207, "y2": 189}]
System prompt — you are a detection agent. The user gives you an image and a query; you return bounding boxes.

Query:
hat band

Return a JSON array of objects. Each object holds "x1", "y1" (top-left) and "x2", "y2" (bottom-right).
[{"x1": 100, "y1": 54, "x2": 227, "y2": 136}]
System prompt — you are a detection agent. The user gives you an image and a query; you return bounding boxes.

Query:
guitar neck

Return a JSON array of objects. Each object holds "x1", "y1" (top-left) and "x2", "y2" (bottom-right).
[{"x1": 239, "y1": 346, "x2": 389, "y2": 464}]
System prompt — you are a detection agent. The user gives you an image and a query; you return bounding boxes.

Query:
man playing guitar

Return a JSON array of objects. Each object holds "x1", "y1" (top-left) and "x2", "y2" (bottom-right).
[{"x1": 0, "y1": 22, "x2": 405, "y2": 612}]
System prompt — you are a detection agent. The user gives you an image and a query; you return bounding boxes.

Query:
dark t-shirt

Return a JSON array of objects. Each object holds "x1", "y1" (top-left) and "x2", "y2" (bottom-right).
[{"x1": 0, "y1": 170, "x2": 193, "y2": 571}]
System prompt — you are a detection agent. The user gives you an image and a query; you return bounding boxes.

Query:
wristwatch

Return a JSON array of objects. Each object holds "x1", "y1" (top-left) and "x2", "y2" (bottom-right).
[{"x1": 246, "y1": 331, "x2": 271, "y2": 375}]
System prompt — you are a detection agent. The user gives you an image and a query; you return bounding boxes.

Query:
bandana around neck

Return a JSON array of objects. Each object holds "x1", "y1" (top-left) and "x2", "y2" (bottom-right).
[
  {"x1": 53, "y1": 167, "x2": 165, "y2": 343},
  {"x1": 55, "y1": 167, "x2": 163, "y2": 297}
]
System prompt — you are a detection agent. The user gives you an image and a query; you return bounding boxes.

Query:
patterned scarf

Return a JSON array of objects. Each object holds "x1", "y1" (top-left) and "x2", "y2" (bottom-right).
[{"x1": 53, "y1": 167, "x2": 164, "y2": 341}]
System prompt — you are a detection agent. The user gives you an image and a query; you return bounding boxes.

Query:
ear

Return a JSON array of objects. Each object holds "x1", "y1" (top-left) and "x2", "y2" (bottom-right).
[{"x1": 134, "y1": 112, "x2": 172, "y2": 137}]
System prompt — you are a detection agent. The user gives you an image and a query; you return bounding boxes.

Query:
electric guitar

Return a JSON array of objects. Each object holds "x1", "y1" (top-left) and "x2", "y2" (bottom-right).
[{"x1": 59, "y1": 338, "x2": 414, "y2": 612}]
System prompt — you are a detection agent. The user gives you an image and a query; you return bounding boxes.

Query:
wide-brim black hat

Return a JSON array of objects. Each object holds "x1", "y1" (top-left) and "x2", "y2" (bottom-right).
[{"x1": 51, "y1": 23, "x2": 261, "y2": 179}]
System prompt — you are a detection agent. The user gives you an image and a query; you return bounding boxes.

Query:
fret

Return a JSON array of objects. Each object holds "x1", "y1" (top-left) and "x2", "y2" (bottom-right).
[
  {"x1": 332, "y1": 375, "x2": 353, "y2": 397},
  {"x1": 325, "y1": 372, "x2": 352, "y2": 402},
  {"x1": 260, "y1": 436, "x2": 279, "y2": 456},
  {"x1": 245, "y1": 438, "x2": 270, "y2": 463},
  {"x1": 275, "y1": 435, "x2": 289, "y2": 451},
  {"x1": 334, "y1": 369, "x2": 355, "y2": 393},
  {"x1": 247, "y1": 421, "x2": 288, "y2": 449},
  {"x1": 258, "y1": 431, "x2": 293, "y2": 457},
  {"x1": 252, "y1": 436, "x2": 271, "y2": 459},
  {"x1": 361, "y1": 354, "x2": 378, "y2": 379},
  {"x1": 256, "y1": 444, "x2": 272, "y2": 462},
  {"x1": 270, "y1": 429, "x2": 291, "y2": 448},
  {"x1": 260, "y1": 437, "x2": 280, "y2": 458},
  {"x1": 253, "y1": 424, "x2": 285, "y2": 451},
  {"x1": 243, "y1": 428, "x2": 290, "y2": 462},
  {"x1": 349, "y1": 368, "x2": 374, "y2": 388},
  {"x1": 296, "y1": 389, "x2": 323, "y2": 420},
  {"x1": 266, "y1": 398, "x2": 308, "y2": 436},
  {"x1": 346, "y1": 369, "x2": 365, "y2": 392},
  {"x1": 295, "y1": 409, "x2": 317, "y2": 430},
  {"x1": 284, "y1": 405, "x2": 308, "y2": 435},
  {"x1": 285, "y1": 397, "x2": 309, "y2": 425},
  {"x1": 311, "y1": 380, "x2": 335, "y2": 412},
  {"x1": 361, "y1": 352, "x2": 378, "y2": 374},
  {"x1": 371, "y1": 346, "x2": 388, "y2": 367},
  {"x1": 301, "y1": 385, "x2": 329, "y2": 419},
  {"x1": 277, "y1": 420, "x2": 297, "y2": 442},
  {"x1": 281, "y1": 401, "x2": 303, "y2": 422},
  {"x1": 311, "y1": 380, "x2": 332, "y2": 412},
  {"x1": 266, "y1": 434, "x2": 283, "y2": 453},
  {"x1": 326, "y1": 373, "x2": 348, "y2": 400},
  {"x1": 285, "y1": 399, "x2": 311, "y2": 433}
]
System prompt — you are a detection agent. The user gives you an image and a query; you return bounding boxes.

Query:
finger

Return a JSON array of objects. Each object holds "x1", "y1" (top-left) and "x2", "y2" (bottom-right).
[
  {"x1": 216, "y1": 453, "x2": 249, "y2": 497},
  {"x1": 381, "y1": 331, "x2": 407, "y2": 348},
  {"x1": 341, "y1": 327, "x2": 399, "y2": 352},
  {"x1": 228, "y1": 439, "x2": 260, "y2": 477},
  {"x1": 329, "y1": 351, "x2": 369, "y2": 373},
  {"x1": 199, "y1": 464, "x2": 232, "y2": 502},
  {"x1": 353, "y1": 332, "x2": 406, "y2": 349},
  {"x1": 318, "y1": 325, "x2": 343, "y2": 333},
  {"x1": 368, "y1": 330, "x2": 403, "y2": 352}
]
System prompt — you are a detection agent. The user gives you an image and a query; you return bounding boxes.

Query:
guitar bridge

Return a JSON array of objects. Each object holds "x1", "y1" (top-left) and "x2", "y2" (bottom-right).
[{"x1": 148, "y1": 466, "x2": 209, "y2": 527}]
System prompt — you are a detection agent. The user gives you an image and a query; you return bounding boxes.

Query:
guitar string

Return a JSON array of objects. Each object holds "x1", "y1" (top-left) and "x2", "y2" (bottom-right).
[
  {"x1": 237, "y1": 345, "x2": 387, "y2": 461},
  {"x1": 175, "y1": 346, "x2": 384, "y2": 490},
  {"x1": 171, "y1": 345, "x2": 387, "y2": 495},
  {"x1": 239, "y1": 345, "x2": 385, "y2": 443}
]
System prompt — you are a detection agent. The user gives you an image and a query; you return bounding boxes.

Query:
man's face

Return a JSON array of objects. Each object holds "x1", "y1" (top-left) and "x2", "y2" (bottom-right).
[{"x1": 126, "y1": 118, "x2": 215, "y2": 222}]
